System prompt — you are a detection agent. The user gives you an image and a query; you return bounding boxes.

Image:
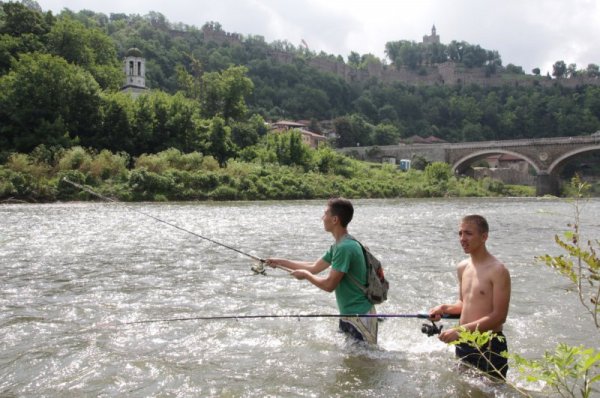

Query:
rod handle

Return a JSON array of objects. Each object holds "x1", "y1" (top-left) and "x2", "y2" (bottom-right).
[{"x1": 417, "y1": 312, "x2": 460, "y2": 319}]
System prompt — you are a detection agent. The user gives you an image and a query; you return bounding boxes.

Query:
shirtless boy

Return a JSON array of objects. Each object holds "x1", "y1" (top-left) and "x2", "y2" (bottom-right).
[{"x1": 429, "y1": 215, "x2": 511, "y2": 379}]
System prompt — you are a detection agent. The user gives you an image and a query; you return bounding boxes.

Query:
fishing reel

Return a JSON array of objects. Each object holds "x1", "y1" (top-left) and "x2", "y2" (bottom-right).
[
  {"x1": 421, "y1": 320, "x2": 444, "y2": 337},
  {"x1": 250, "y1": 261, "x2": 267, "y2": 275}
]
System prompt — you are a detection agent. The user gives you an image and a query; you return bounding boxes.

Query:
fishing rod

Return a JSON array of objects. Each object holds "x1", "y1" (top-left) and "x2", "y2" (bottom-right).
[
  {"x1": 62, "y1": 178, "x2": 283, "y2": 274},
  {"x1": 120, "y1": 313, "x2": 460, "y2": 336}
]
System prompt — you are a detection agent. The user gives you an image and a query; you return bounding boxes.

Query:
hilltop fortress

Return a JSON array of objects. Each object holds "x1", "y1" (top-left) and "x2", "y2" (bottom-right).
[{"x1": 201, "y1": 25, "x2": 600, "y2": 88}]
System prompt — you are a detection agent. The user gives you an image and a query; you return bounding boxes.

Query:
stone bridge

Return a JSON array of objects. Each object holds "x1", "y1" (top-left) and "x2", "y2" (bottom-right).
[{"x1": 338, "y1": 135, "x2": 600, "y2": 195}]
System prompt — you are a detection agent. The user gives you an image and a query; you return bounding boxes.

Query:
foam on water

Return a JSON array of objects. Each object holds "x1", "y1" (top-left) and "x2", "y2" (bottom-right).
[{"x1": 1, "y1": 198, "x2": 598, "y2": 396}]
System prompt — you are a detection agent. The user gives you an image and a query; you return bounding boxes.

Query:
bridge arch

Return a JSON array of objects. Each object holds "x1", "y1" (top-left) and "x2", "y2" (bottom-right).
[
  {"x1": 547, "y1": 145, "x2": 600, "y2": 175},
  {"x1": 452, "y1": 149, "x2": 540, "y2": 174}
]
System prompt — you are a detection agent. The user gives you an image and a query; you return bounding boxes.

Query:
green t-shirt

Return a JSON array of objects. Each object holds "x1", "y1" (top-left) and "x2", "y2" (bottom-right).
[{"x1": 322, "y1": 236, "x2": 372, "y2": 315}]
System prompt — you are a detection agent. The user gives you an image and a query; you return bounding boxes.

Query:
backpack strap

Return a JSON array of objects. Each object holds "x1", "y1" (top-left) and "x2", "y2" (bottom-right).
[{"x1": 344, "y1": 235, "x2": 368, "y2": 293}]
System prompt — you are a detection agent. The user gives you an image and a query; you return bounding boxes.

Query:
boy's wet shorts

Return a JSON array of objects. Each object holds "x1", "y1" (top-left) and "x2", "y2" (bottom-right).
[
  {"x1": 338, "y1": 307, "x2": 378, "y2": 344},
  {"x1": 455, "y1": 332, "x2": 508, "y2": 379}
]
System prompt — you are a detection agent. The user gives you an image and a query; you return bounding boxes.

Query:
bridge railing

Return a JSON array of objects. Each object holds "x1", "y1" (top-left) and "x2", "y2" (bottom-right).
[
  {"x1": 339, "y1": 135, "x2": 600, "y2": 152},
  {"x1": 396, "y1": 135, "x2": 600, "y2": 150}
]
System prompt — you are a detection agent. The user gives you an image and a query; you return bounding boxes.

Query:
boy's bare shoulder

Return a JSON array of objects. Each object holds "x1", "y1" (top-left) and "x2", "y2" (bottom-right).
[
  {"x1": 489, "y1": 256, "x2": 510, "y2": 279},
  {"x1": 490, "y1": 254, "x2": 508, "y2": 269},
  {"x1": 457, "y1": 258, "x2": 470, "y2": 269}
]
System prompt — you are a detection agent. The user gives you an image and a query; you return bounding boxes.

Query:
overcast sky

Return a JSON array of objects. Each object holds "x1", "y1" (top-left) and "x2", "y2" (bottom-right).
[{"x1": 34, "y1": 0, "x2": 600, "y2": 76}]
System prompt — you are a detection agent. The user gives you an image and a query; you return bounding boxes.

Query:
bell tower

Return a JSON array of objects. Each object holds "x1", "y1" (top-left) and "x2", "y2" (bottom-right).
[
  {"x1": 121, "y1": 47, "x2": 147, "y2": 97},
  {"x1": 422, "y1": 25, "x2": 440, "y2": 45}
]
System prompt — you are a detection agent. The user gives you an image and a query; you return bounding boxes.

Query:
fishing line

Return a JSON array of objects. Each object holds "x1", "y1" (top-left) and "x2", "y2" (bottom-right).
[
  {"x1": 121, "y1": 313, "x2": 459, "y2": 325},
  {"x1": 114, "y1": 313, "x2": 460, "y2": 337},
  {"x1": 63, "y1": 178, "x2": 275, "y2": 270}
]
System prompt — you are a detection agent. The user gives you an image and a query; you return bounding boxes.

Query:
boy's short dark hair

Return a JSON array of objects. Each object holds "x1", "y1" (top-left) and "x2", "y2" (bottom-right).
[
  {"x1": 462, "y1": 214, "x2": 489, "y2": 234},
  {"x1": 327, "y1": 197, "x2": 353, "y2": 227}
]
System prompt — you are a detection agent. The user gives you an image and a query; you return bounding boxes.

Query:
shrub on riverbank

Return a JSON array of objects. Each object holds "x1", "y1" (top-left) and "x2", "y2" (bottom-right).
[{"x1": 0, "y1": 146, "x2": 534, "y2": 202}]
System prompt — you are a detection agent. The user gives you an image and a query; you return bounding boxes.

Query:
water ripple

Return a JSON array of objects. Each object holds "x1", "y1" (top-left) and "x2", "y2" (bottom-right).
[{"x1": 1, "y1": 198, "x2": 598, "y2": 396}]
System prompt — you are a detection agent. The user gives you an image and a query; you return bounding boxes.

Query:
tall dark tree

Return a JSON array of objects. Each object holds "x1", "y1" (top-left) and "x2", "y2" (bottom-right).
[
  {"x1": 586, "y1": 64, "x2": 600, "y2": 78},
  {"x1": 553, "y1": 60, "x2": 567, "y2": 78},
  {"x1": 0, "y1": 53, "x2": 101, "y2": 152},
  {"x1": 0, "y1": 1, "x2": 53, "y2": 37},
  {"x1": 201, "y1": 65, "x2": 254, "y2": 121},
  {"x1": 207, "y1": 116, "x2": 235, "y2": 166}
]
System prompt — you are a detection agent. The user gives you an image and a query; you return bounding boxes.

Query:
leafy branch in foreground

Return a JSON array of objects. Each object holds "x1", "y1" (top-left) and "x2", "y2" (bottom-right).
[
  {"x1": 536, "y1": 175, "x2": 600, "y2": 329},
  {"x1": 513, "y1": 175, "x2": 600, "y2": 398},
  {"x1": 513, "y1": 344, "x2": 600, "y2": 398}
]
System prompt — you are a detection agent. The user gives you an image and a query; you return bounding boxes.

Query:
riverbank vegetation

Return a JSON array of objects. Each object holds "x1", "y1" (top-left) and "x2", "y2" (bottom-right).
[{"x1": 0, "y1": 142, "x2": 534, "y2": 203}]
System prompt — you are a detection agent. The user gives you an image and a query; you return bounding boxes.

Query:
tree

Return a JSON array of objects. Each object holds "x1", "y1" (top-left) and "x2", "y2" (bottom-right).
[
  {"x1": 567, "y1": 63, "x2": 578, "y2": 78},
  {"x1": 0, "y1": 1, "x2": 53, "y2": 37},
  {"x1": 423, "y1": 43, "x2": 447, "y2": 65},
  {"x1": 207, "y1": 116, "x2": 235, "y2": 166},
  {"x1": 461, "y1": 44, "x2": 488, "y2": 68},
  {"x1": 47, "y1": 16, "x2": 121, "y2": 89},
  {"x1": 385, "y1": 40, "x2": 422, "y2": 69},
  {"x1": 176, "y1": 59, "x2": 203, "y2": 100},
  {"x1": 282, "y1": 84, "x2": 330, "y2": 119},
  {"x1": 347, "y1": 51, "x2": 361, "y2": 67},
  {"x1": 285, "y1": 130, "x2": 312, "y2": 167},
  {"x1": 165, "y1": 93, "x2": 206, "y2": 153},
  {"x1": 332, "y1": 114, "x2": 374, "y2": 147},
  {"x1": 398, "y1": 41, "x2": 422, "y2": 69},
  {"x1": 532, "y1": 67, "x2": 541, "y2": 76},
  {"x1": 20, "y1": 0, "x2": 43, "y2": 13},
  {"x1": 47, "y1": 17, "x2": 93, "y2": 67},
  {"x1": 96, "y1": 91, "x2": 135, "y2": 153},
  {"x1": 586, "y1": 64, "x2": 600, "y2": 78},
  {"x1": 372, "y1": 123, "x2": 400, "y2": 145},
  {"x1": 201, "y1": 65, "x2": 254, "y2": 121},
  {"x1": 505, "y1": 64, "x2": 524, "y2": 74},
  {"x1": 0, "y1": 34, "x2": 29, "y2": 74},
  {"x1": 0, "y1": 53, "x2": 102, "y2": 153},
  {"x1": 230, "y1": 113, "x2": 266, "y2": 149},
  {"x1": 553, "y1": 60, "x2": 567, "y2": 78},
  {"x1": 353, "y1": 95, "x2": 378, "y2": 122},
  {"x1": 486, "y1": 50, "x2": 502, "y2": 69},
  {"x1": 447, "y1": 40, "x2": 465, "y2": 63},
  {"x1": 333, "y1": 116, "x2": 356, "y2": 148},
  {"x1": 424, "y1": 162, "x2": 452, "y2": 183}
]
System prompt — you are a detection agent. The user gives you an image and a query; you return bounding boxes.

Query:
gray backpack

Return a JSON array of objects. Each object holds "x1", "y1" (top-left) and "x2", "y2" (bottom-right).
[{"x1": 346, "y1": 236, "x2": 389, "y2": 304}]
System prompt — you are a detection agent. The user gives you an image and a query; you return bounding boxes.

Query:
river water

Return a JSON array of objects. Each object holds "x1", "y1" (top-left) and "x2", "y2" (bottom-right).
[{"x1": 1, "y1": 198, "x2": 599, "y2": 397}]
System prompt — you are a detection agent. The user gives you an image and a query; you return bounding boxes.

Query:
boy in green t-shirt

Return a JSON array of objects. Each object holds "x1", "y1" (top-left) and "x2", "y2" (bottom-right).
[{"x1": 266, "y1": 197, "x2": 377, "y2": 344}]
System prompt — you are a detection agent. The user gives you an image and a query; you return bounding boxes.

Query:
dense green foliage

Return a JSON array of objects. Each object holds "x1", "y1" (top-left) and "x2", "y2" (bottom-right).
[
  {"x1": 2, "y1": 1, "x2": 600, "y2": 157},
  {"x1": 0, "y1": 2, "x2": 259, "y2": 160},
  {"x1": 385, "y1": 40, "x2": 501, "y2": 70},
  {"x1": 0, "y1": 1, "x2": 597, "y2": 201},
  {"x1": 0, "y1": 144, "x2": 533, "y2": 202}
]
